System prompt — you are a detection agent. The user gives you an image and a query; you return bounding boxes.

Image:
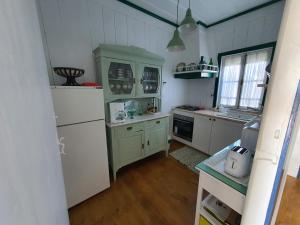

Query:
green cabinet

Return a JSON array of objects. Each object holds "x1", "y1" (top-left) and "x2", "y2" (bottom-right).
[
  {"x1": 107, "y1": 116, "x2": 169, "y2": 180},
  {"x1": 145, "y1": 119, "x2": 167, "y2": 156},
  {"x1": 94, "y1": 44, "x2": 165, "y2": 101},
  {"x1": 136, "y1": 64, "x2": 161, "y2": 98},
  {"x1": 101, "y1": 58, "x2": 136, "y2": 99}
]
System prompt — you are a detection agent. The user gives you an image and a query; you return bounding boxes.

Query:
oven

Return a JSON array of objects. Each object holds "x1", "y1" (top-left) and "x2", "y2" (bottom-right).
[{"x1": 173, "y1": 114, "x2": 194, "y2": 142}]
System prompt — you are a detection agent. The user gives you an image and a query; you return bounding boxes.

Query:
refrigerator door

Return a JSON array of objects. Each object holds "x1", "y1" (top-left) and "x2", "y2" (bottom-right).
[
  {"x1": 57, "y1": 120, "x2": 110, "y2": 208},
  {"x1": 52, "y1": 87, "x2": 105, "y2": 126}
]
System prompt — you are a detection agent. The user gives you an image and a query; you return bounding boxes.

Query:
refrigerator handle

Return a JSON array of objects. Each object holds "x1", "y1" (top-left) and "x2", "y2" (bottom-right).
[{"x1": 255, "y1": 151, "x2": 278, "y2": 165}]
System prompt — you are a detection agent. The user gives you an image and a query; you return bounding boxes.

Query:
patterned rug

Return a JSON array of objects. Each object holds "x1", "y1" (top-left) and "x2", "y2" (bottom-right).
[{"x1": 170, "y1": 146, "x2": 209, "y2": 173}]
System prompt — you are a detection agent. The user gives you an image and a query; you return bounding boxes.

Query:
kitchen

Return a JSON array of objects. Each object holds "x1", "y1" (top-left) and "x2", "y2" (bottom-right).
[{"x1": 1, "y1": 0, "x2": 300, "y2": 225}]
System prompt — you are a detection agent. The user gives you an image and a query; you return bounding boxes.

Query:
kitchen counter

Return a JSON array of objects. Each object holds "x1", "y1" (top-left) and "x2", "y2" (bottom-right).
[
  {"x1": 195, "y1": 140, "x2": 248, "y2": 195},
  {"x1": 194, "y1": 140, "x2": 247, "y2": 224},
  {"x1": 172, "y1": 108, "x2": 256, "y2": 123},
  {"x1": 194, "y1": 109, "x2": 255, "y2": 123},
  {"x1": 106, "y1": 112, "x2": 170, "y2": 127}
]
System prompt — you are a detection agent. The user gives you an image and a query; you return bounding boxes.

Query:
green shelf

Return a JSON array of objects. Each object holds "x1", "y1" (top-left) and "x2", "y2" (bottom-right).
[{"x1": 174, "y1": 70, "x2": 217, "y2": 79}]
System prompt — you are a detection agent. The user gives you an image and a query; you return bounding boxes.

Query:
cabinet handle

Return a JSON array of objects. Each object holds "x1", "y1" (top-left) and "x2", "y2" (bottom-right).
[
  {"x1": 147, "y1": 140, "x2": 150, "y2": 145},
  {"x1": 133, "y1": 78, "x2": 136, "y2": 84},
  {"x1": 156, "y1": 121, "x2": 160, "y2": 124},
  {"x1": 140, "y1": 78, "x2": 143, "y2": 84},
  {"x1": 126, "y1": 127, "x2": 133, "y2": 131},
  {"x1": 136, "y1": 129, "x2": 143, "y2": 132},
  {"x1": 142, "y1": 144, "x2": 145, "y2": 149}
]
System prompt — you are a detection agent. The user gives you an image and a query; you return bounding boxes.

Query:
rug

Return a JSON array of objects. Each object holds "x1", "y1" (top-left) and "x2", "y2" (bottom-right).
[{"x1": 170, "y1": 146, "x2": 209, "y2": 173}]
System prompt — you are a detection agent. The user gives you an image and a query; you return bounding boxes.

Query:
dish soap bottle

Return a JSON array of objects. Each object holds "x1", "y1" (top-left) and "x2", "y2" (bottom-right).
[
  {"x1": 208, "y1": 58, "x2": 213, "y2": 70},
  {"x1": 199, "y1": 56, "x2": 207, "y2": 70}
]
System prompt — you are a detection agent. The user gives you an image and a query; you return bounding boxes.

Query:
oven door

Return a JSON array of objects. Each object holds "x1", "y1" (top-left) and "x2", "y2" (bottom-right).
[{"x1": 173, "y1": 115, "x2": 194, "y2": 142}]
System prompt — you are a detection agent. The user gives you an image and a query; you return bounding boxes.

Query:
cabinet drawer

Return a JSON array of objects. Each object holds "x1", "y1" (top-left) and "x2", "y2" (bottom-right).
[
  {"x1": 115, "y1": 123, "x2": 144, "y2": 137},
  {"x1": 146, "y1": 117, "x2": 167, "y2": 127}
]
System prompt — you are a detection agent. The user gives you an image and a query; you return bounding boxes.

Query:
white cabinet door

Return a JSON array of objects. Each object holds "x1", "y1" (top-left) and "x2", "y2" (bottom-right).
[
  {"x1": 209, "y1": 118, "x2": 245, "y2": 155},
  {"x1": 192, "y1": 115, "x2": 213, "y2": 154},
  {"x1": 57, "y1": 120, "x2": 110, "y2": 208}
]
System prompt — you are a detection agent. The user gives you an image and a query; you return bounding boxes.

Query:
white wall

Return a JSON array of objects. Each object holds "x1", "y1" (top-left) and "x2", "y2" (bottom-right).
[
  {"x1": 206, "y1": 1, "x2": 285, "y2": 63},
  {"x1": 38, "y1": 0, "x2": 285, "y2": 111},
  {"x1": 242, "y1": 1, "x2": 300, "y2": 223},
  {"x1": 38, "y1": 0, "x2": 200, "y2": 113},
  {"x1": 185, "y1": 1, "x2": 285, "y2": 108},
  {"x1": 0, "y1": 0, "x2": 69, "y2": 225}
]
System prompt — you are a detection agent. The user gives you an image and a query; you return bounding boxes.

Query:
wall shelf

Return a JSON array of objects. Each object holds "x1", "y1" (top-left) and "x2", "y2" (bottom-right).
[{"x1": 174, "y1": 69, "x2": 218, "y2": 79}]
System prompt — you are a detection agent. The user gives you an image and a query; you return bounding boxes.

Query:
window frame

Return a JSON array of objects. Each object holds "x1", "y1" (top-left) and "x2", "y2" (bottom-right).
[{"x1": 213, "y1": 42, "x2": 277, "y2": 112}]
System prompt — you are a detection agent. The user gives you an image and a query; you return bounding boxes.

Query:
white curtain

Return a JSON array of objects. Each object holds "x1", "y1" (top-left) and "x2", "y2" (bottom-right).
[
  {"x1": 219, "y1": 54, "x2": 243, "y2": 106},
  {"x1": 240, "y1": 50, "x2": 271, "y2": 109}
]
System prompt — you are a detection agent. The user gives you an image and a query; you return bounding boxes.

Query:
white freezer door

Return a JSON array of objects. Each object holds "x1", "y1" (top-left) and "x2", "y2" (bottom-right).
[
  {"x1": 52, "y1": 87, "x2": 105, "y2": 126},
  {"x1": 57, "y1": 120, "x2": 110, "y2": 208}
]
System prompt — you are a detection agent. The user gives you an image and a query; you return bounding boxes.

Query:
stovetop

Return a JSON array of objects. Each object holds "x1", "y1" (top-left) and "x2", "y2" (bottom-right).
[{"x1": 176, "y1": 105, "x2": 201, "y2": 111}]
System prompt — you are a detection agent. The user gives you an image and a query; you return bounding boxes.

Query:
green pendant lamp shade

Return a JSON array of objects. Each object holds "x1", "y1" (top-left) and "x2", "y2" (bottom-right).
[
  {"x1": 179, "y1": 7, "x2": 197, "y2": 33},
  {"x1": 167, "y1": 0, "x2": 185, "y2": 52},
  {"x1": 167, "y1": 28, "x2": 185, "y2": 52}
]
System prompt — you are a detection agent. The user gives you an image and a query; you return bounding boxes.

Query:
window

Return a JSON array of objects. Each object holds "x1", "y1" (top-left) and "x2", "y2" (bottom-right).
[{"x1": 217, "y1": 48, "x2": 272, "y2": 110}]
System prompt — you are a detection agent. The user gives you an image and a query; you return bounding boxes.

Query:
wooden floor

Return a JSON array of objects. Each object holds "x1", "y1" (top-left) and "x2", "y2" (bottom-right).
[
  {"x1": 69, "y1": 141, "x2": 300, "y2": 225},
  {"x1": 69, "y1": 142, "x2": 198, "y2": 225},
  {"x1": 275, "y1": 176, "x2": 300, "y2": 225}
]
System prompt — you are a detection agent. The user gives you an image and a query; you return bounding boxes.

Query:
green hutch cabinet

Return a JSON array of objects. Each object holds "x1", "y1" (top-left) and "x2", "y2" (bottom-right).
[
  {"x1": 93, "y1": 44, "x2": 169, "y2": 181},
  {"x1": 93, "y1": 44, "x2": 165, "y2": 101}
]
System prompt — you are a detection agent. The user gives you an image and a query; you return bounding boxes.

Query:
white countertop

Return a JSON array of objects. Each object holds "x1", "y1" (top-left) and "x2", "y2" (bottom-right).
[
  {"x1": 106, "y1": 112, "x2": 170, "y2": 127},
  {"x1": 172, "y1": 108, "x2": 256, "y2": 123}
]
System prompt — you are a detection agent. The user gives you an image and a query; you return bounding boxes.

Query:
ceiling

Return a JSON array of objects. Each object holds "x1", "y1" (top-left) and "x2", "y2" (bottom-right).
[{"x1": 124, "y1": 0, "x2": 280, "y2": 26}]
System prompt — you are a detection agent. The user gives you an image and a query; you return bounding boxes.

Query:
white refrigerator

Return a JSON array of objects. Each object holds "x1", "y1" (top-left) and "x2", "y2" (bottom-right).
[{"x1": 51, "y1": 86, "x2": 110, "y2": 208}]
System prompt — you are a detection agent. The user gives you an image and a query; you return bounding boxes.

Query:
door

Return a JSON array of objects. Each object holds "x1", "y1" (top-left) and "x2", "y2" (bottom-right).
[
  {"x1": 136, "y1": 64, "x2": 161, "y2": 98},
  {"x1": 117, "y1": 130, "x2": 144, "y2": 166},
  {"x1": 209, "y1": 118, "x2": 244, "y2": 155},
  {"x1": 52, "y1": 88, "x2": 105, "y2": 126},
  {"x1": 57, "y1": 120, "x2": 110, "y2": 208},
  {"x1": 145, "y1": 120, "x2": 167, "y2": 156},
  {"x1": 102, "y1": 57, "x2": 136, "y2": 99},
  {"x1": 192, "y1": 115, "x2": 213, "y2": 154}
]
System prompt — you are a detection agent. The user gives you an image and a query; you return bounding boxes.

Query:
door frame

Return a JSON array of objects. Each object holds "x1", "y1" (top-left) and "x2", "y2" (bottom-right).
[{"x1": 265, "y1": 81, "x2": 300, "y2": 225}]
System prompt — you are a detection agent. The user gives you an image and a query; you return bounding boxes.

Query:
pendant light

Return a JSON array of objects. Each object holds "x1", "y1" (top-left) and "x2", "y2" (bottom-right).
[
  {"x1": 167, "y1": 0, "x2": 185, "y2": 52},
  {"x1": 179, "y1": 0, "x2": 197, "y2": 33}
]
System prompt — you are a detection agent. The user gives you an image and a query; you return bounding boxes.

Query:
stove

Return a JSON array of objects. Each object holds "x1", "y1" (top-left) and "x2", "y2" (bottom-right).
[{"x1": 176, "y1": 105, "x2": 201, "y2": 111}]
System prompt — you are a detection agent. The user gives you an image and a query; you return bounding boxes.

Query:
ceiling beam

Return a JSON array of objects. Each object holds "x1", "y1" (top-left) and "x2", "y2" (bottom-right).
[
  {"x1": 118, "y1": 0, "x2": 283, "y2": 30},
  {"x1": 117, "y1": 0, "x2": 178, "y2": 27},
  {"x1": 205, "y1": 0, "x2": 284, "y2": 28}
]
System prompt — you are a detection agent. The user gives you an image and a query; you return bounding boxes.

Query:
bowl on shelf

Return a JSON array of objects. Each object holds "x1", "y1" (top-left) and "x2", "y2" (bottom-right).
[
  {"x1": 53, "y1": 67, "x2": 84, "y2": 86},
  {"x1": 176, "y1": 62, "x2": 186, "y2": 72}
]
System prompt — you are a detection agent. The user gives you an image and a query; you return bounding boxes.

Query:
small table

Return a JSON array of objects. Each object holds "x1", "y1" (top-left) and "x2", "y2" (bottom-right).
[{"x1": 194, "y1": 140, "x2": 248, "y2": 225}]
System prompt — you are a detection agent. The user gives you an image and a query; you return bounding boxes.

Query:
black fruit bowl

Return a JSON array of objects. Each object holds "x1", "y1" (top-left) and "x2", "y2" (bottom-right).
[{"x1": 53, "y1": 67, "x2": 84, "y2": 86}]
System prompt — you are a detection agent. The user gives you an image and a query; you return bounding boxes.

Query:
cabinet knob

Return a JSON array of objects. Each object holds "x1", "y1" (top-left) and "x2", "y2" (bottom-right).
[
  {"x1": 209, "y1": 118, "x2": 212, "y2": 121},
  {"x1": 156, "y1": 121, "x2": 160, "y2": 124},
  {"x1": 127, "y1": 127, "x2": 133, "y2": 131}
]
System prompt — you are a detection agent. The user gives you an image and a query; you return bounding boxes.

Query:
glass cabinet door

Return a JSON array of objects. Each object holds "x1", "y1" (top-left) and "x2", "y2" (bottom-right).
[
  {"x1": 103, "y1": 58, "x2": 135, "y2": 98},
  {"x1": 138, "y1": 66, "x2": 160, "y2": 97}
]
